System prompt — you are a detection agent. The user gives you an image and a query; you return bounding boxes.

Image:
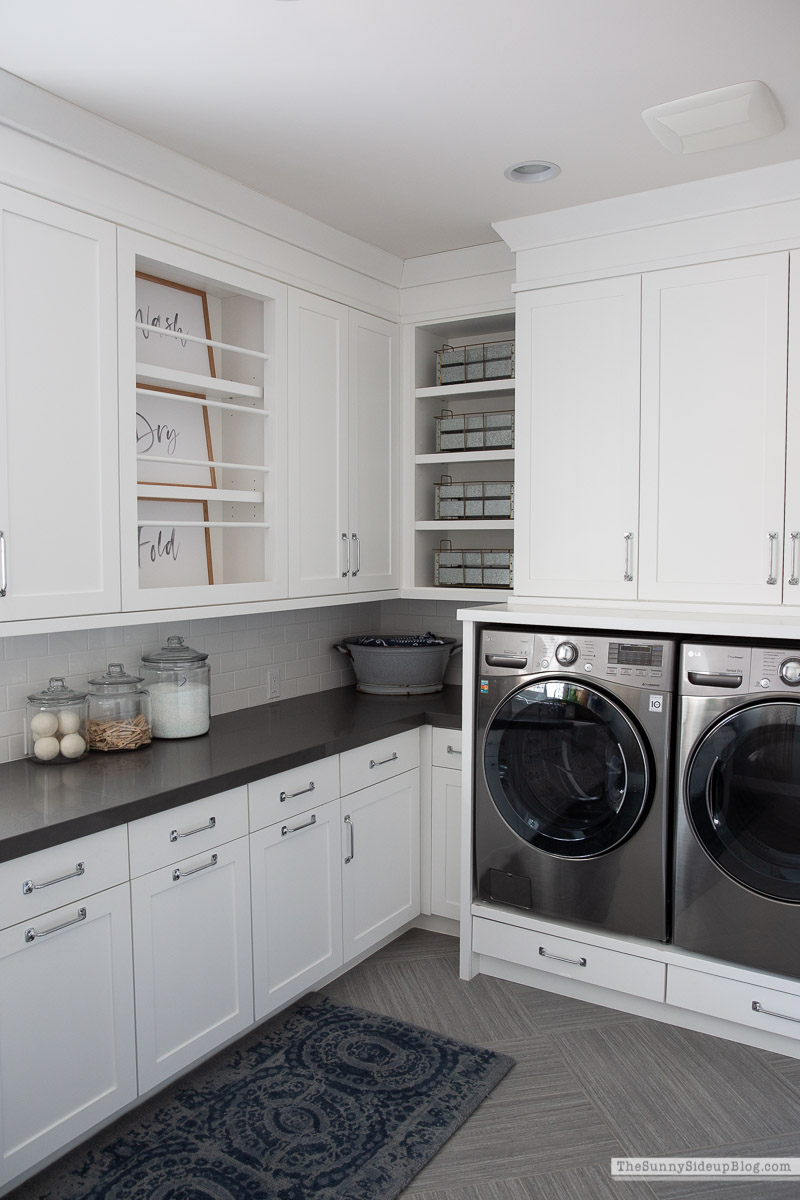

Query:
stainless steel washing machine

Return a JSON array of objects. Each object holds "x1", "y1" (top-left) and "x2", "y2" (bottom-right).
[
  {"x1": 474, "y1": 627, "x2": 675, "y2": 942},
  {"x1": 674, "y1": 642, "x2": 800, "y2": 979}
]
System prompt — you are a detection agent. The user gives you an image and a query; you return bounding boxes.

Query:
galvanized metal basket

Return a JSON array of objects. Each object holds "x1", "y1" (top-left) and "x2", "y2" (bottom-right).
[
  {"x1": 436, "y1": 340, "x2": 514, "y2": 385},
  {"x1": 434, "y1": 476, "x2": 514, "y2": 520},
  {"x1": 433, "y1": 541, "x2": 514, "y2": 588},
  {"x1": 434, "y1": 409, "x2": 515, "y2": 453},
  {"x1": 335, "y1": 633, "x2": 462, "y2": 695}
]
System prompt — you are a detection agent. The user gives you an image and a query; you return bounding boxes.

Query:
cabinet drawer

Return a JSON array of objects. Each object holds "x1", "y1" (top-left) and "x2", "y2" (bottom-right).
[
  {"x1": 0, "y1": 825, "x2": 129, "y2": 929},
  {"x1": 431, "y1": 727, "x2": 463, "y2": 769},
  {"x1": 668, "y1": 963, "x2": 800, "y2": 1042},
  {"x1": 128, "y1": 786, "x2": 248, "y2": 878},
  {"x1": 249, "y1": 756, "x2": 339, "y2": 832},
  {"x1": 472, "y1": 916, "x2": 666, "y2": 1003},
  {"x1": 340, "y1": 730, "x2": 420, "y2": 796}
]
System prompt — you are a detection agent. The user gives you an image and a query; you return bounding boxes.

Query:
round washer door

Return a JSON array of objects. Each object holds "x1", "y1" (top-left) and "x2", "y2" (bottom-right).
[
  {"x1": 483, "y1": 678, "x2": 650, "y2": 858},
  {"x1": 685, "y1": 700, "x2": 800, "y2": 901}
]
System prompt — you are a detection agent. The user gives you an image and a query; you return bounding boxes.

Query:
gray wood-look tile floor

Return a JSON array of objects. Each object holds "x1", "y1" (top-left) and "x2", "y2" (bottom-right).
[{"x1": 321, "y1": 929, "x2": 800, "y2": 1199}]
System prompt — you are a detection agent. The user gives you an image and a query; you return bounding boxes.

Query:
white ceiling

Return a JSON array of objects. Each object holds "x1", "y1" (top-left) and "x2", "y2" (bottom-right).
[{"x1": 1, "y1": 0, "x2": 799, "y2": 260}]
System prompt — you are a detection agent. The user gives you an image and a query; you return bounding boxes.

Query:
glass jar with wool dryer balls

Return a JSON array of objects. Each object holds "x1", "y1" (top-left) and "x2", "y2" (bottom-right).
[
  {"x1": 25, "y1": 678, "x2": 89, "y2": 764},
  {"x1": 140, "y1": 636, "x2": 211, "y2": 739}
]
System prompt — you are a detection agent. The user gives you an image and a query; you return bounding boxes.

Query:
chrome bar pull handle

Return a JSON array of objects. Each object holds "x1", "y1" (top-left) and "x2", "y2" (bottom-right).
[
  {"x1": 279, "y1": 781, "x2": 315, "y2": 803},
  {"x1": 23, "y1": 862, "x2": 85, "y2": 895},
  {"x1": 172, "y1": 853, "x2": 218, "y2": 881},
  {"x1": 447, "y1": 745, "x2": 462, "y2": 756},
  {"x1": 170, "y1": 816, "x2": 216, "y2": 842},
  {"x1": 281, "y1": 813, "x2": 317, "y2": 837},
  {"x1": 341, "y1": 532, "x2": 350, "y2": 577},
  {"x1": 344, "y1": 814, "x2": 354, "y2": 863},
  {"x1": 25, "y1": 907, "x2": 87, "y2": 943},
  {"x1": 370, "y1": 752, "x2": 398, "y2": 769},
  {"x1": 0, "y1": 530, "x2": 6, "y2": 597},
  {"x1": 767, "y1": 531, "x2": 779, "y2": 584},
  {"x1": 752, "y1": 1000, "x2": 800, "y2": 1025},
  {"x1": 539, "y1": 945, "x2": 587, "y2": 968},
  {"x1": 790, "y1": 532, "x2": 800, "y2": 586},
  {"x1": 623, "y1": 532, "x2": 634, "y2": 582},
  {"x1": 351, "y1": 532, "x2": 361, "y2": 577}
]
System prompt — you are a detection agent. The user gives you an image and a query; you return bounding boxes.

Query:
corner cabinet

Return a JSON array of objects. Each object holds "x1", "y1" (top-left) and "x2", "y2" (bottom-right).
[
  {"x1": 408, "y1": 313, "x2": 516, "y2": 598},
  {"x1": 0, "y1": 187, "x2": 120, "y2": 622},
  {"x1": 287, "y1": 289, "x2": 398, "y2": 597},
  {"x1": 117, "y1": 230, "x2": 288, "y2": 611}
]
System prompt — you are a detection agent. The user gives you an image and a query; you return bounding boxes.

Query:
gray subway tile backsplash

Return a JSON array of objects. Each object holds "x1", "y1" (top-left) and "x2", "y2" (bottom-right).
[{"x1": 0, "y1": 599, "x2": 467, "y2": 763}]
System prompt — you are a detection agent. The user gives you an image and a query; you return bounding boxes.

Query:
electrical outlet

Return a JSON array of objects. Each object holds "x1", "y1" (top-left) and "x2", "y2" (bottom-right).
[{"x1": 267, "y1": 669, "x2": 281, "y2": 700}]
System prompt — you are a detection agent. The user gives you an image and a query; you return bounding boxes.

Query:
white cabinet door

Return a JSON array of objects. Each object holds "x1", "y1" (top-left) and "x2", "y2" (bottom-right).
[
  {"x1": 342, "y1": 769, "x2": 420, "y2": 961},
  {"x1": 515, "y1": 277, "x2": 641, "y2": 599},
  {"x1": 0, "y1": 187, "x2": 120, "y2": 623},
  {"x1": 639, "y1": 253, "x2": 789, "y2": 605},
  {"x1": 288, "y1": 289, "x2": 349, "y2": 596},
  {"x1": 782, "y1": 250, "x2": 800, "y2": 600},
  {"x1": 0, "y1": 884, "x2": 136, "y2": 1191},
  {"x1": 430, "y1": 765, "x2": 462, "y2": 922},
  {"x1": 348, "y1": 309, "x2": 398, "y2": 592},
  {"x1": 131, "y1": 837, "x2": 253, "y2": 1094},
  {"x1": 250, "y1": 799, "x2": 343, "y2": 1020}
]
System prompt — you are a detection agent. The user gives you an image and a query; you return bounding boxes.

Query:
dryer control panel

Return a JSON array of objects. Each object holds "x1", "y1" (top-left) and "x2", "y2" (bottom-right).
[
  {"x1": 682, "y1": 643, "x2": 800, "y2": 696},
  {"x1": 479, "y1": 628, "x2": 674, "y2": 689}
]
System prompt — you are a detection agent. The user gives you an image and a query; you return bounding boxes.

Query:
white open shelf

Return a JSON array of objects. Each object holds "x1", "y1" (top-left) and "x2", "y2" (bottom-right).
[
  {"x1": 415, "y1": 520, "x2": 515, "y2": 531},
  {"x1": 416, "y1": 380, "x2": 516, "y2": 400},
  {"x1": 416, "y1": 450, "x2": 515, "y2": 465}
]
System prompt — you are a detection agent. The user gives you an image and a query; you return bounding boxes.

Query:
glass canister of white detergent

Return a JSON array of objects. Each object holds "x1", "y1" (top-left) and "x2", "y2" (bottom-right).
[
  {"x1": 141, "y1": 636, "x2": 211, "y2": 738},
  {"x1": 25, "y1": 678, "x2": 89, "y2": 764}
]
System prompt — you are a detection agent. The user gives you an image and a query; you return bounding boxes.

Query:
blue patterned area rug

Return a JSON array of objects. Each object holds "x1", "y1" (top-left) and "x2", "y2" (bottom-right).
[{"x1": 18, "y1": 993, "x2": 515, "y2": 1200}]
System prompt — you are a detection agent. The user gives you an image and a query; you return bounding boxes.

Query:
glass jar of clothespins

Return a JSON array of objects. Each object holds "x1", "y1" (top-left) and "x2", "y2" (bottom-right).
[{"x1": 86, "y1": 663, "x2": 152, "y2": 752}]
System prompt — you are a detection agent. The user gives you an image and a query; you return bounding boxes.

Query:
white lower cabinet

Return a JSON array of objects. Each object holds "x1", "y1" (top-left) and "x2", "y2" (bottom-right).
[
  {"x1": 430, "y1": 728, "x2": 463, "y2": 922},
  {"x1": 0, "y1": 882, "x2": 136, "y2": 1189},
  {"x1": 130, "y1": 835, "x2": 254, "y2": 1094},
  {"x1": 250, "y1": 798, "x2": 343, "y2": 1020},
  {"x1": 341, "y1": 769, "x2": 421, "y2": 961},
  {"x1": 667, "y1": 963, "x2": 800, "y2": 1046}
]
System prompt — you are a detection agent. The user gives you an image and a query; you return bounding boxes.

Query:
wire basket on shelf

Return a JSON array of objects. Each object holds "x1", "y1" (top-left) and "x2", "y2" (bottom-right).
[
  {"x1": 436, "y1": 340, "x2": 514, "y2": 385},
  {"x1": 433, "y1": 541, "x2": 514, "y2": 589},
  {"x1": 434, "y1": 409, "x2": 514, "y2": 453},
  {"x1": 434, "y1": 476, "x2": 514, "y2": 520}
]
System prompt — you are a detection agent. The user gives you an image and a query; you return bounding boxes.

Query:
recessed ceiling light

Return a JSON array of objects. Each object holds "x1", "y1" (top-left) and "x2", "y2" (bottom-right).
[{"x1": 504, "y1": 160, "x2": 561, "y2": 183}]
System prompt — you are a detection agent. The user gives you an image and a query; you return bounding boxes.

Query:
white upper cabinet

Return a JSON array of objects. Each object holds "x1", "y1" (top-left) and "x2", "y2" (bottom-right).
[
  {"x1": 288, "y1": 289, "x2": 398, "y2": 597},
  {"x1": 782, "y1": 250, "x2": 800, "y2": 598},
  {"x1": 639, "y1": 253, "x2": 789, "y2": 606},
  {"x1": 0, "y1": 187, "x2": 120, "y2": 622},
  {"x1": 515, "y1": 277, "x2": 641, "y2": 600},
  {"x1": 118, "y1": 231, "x2": 288, "y2": 611}
]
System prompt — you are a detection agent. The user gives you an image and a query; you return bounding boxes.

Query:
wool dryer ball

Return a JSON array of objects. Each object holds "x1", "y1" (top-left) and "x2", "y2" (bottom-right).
[{"x1": 30, "y1": 711, "x2": 59, "y2": 738}]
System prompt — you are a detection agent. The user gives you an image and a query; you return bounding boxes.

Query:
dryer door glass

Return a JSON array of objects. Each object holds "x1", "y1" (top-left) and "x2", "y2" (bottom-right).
[
  {"x1": 483, "y1": 679, "x2": 650, "y2": 858},
  {"x1": 686, "y1": 700, "x2": 800, "y2": 901}
]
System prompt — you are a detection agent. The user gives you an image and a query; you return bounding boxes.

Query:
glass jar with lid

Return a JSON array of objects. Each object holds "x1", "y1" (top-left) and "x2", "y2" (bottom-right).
[
  {"x1": 86, "y1": 663, "x2": 152, "y2": 752},
  {"x1": 26, "y1": 677, "x2": 89, "y2": 764},
  {"x1": 140, "y1": 636, "x2": 211, "y2": 739}
]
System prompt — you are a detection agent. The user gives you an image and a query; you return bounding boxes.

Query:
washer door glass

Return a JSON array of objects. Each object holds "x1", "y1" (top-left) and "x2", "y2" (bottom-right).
[
  {"x1": 483, "y1": 678, "x2": 650, "y2": 858},
  {"x1": 686, "y1": 700, "x2": 800, "y2": 901}
]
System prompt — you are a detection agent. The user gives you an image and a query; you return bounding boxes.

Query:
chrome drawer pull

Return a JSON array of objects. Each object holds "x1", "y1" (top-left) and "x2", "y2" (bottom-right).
[
  {"x1": 767, "y1": 530, "x2": 779, "y2": 585},
  {"x1": 790, "y1": 532, "x2": 800, "y2": 586},
  {"x1": 281, "y1": 814, "x2": 317, "y2": 837},
  {"x1": 446, "y1": 745, "x2": 462, "y2": 756},
  {"x1": 0, "y1": 530, "x2": 6, "y2": 597},
  {"x1": 279, "y1": 782, "x2": 315, "y2": 803},
  {"x1": 25, "y1": 907, "x2": 86, "y2": 943},
  {"x1": 351, "y1": 532, "x2": 361, "y2": 577},
  {"x1": 539, "y1": 946, "x2": 587, "y2": 968},
  {"x1": 370, "y1": 752, "x2": 398, "y2": 769},
  {"x1": 172, "y1": 854, "x2": 218, "y2": 881},
  {"x1": 344, "y1": 814, "x2": 354, "y2": 863},
  {"x1": 170, "y1": 816, "x2": 216, "y2": 842},
  {"x1": 341, "y1": 532, "x2": 350, "y2": 578},
  {"x1": 752, "y1": 1000, "x2": 800, "y2": 1025},
  {"x1": 23, "y1": 861, "x2": 85, "y2": 895},
  {"x1": 623, "y1": 531, "x2": 634, "y2": 582}
]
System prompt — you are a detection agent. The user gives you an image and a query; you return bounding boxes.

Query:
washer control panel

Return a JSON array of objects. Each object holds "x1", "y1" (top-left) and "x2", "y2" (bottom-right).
[{"x1": 479, "y1": 628, "x2": 674, "y2": 689}]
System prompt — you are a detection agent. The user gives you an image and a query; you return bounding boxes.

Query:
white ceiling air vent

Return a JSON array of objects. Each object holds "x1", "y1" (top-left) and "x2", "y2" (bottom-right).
[{"x1": 642, "y1": 81, "x2": 784, "y2": 154}]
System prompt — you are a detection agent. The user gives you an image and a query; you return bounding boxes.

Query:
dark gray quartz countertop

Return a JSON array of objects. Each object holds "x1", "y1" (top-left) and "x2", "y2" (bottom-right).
[{"x1": 0, "y1": 685, "x2": 462, "y2": 864}]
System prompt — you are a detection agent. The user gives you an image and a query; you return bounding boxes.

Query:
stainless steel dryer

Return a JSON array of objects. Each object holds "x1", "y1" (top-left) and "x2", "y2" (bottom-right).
[
  {"x1": 474, "y1": 627, "x2": 675, "y2": 941},
  {"x1": 674, "y1": 642, "x2": 800, "y2": 979}
]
